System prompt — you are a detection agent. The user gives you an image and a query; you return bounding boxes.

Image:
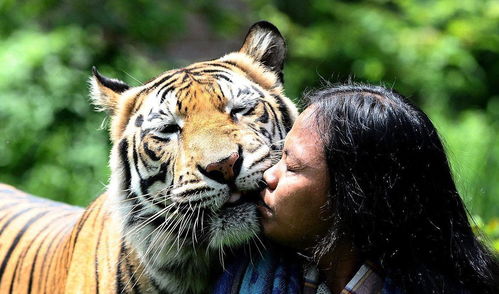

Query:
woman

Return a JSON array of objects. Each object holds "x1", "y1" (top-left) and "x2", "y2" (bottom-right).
[{"x1": 215, "y1": 84, "x2": 498, "y2": 294}]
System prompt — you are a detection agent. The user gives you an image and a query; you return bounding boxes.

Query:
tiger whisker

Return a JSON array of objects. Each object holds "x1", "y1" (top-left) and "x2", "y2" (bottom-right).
[
  {"x1": 121, "y1": 203, "x2": 177, "y2": 242},
  {"x1": 124, "y1": 219, "x2": 171, "y2": 292},
  {"x1": 116, "y1": 206, "x2": 180, "y2": 266}
]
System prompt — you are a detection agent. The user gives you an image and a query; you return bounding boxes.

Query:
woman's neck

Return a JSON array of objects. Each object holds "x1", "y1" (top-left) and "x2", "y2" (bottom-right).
[{"x1": 317, "y1": 242, "x2": 360, "y2": 294}]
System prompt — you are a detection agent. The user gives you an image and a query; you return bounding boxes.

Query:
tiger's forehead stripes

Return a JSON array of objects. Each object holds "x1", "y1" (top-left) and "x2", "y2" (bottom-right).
[
  {"x1": 141, "y1": 66, "x2": 268, "y2": 121},
  {"x1": 172, "y1": 76, "x2": 227, "y2": 116},
  {"x1": 138, "y1": 57, "x2": 280, "y2": 100},
  {"x1": 139, "y1": 64, "x2": 227, "y2": 96},
  {"x1": 125, "y1": 61, "x2": 279, "y2": 134}
]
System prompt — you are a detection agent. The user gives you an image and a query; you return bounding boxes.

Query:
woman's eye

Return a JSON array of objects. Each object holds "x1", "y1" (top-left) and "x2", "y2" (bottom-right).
[
  {"x1": 285, "y1": 160, "x2": 300, "y2": 173},
  {"x1": 158, "y1": 124, "x2": 180, "y2": 134}
]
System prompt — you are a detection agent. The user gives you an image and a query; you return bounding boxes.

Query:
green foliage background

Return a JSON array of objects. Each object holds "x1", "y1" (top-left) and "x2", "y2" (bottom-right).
[{"x1": 0, "y1": 0, "x2": 498, "y2": 251}]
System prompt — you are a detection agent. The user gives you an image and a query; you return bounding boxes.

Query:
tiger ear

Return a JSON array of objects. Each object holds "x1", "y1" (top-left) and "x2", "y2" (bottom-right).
[
  {"x1": 239, "y1": 21, "x2": 286, "y2": 83},
  {"x1": 89, "y1": 66, "x2": 130, "y2": 115}
]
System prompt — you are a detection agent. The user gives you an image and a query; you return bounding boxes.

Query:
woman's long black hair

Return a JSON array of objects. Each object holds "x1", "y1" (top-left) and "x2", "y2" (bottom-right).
[{"x1": 304, "y1": 84, "x2": 498, "y2": 294}]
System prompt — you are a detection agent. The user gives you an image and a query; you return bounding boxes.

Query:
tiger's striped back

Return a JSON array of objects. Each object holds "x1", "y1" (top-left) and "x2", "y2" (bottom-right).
[
  {"x1": 0, "y1": 184, "x2": 81, "y2": 293},
  {"x1": 0, "y1": 184, "x2": 155, "y2": 293}
]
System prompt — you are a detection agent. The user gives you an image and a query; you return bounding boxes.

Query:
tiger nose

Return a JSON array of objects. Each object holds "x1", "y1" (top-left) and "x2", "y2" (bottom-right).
[{"x1": 199, "y1": 152, "x2": 243, "y2": 184}]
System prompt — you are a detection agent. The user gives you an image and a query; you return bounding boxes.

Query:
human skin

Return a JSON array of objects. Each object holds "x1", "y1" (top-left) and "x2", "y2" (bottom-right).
[{"x1": 259, "y1": 106, "x2": 332, "y2": 250}]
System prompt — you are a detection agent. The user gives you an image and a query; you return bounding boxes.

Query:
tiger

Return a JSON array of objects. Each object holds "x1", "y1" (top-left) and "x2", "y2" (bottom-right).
[{"x1": 0, "y1": 21, "x2": 298, "y2": 293}]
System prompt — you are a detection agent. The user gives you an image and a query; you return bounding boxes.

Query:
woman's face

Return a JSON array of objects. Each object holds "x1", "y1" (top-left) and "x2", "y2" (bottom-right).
[{"x1": 259, "y1": 106, "x2": 332, "y2": 250}]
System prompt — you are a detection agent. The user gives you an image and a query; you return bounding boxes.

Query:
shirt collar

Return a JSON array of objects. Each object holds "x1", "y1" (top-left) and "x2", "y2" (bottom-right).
[
  {"x1": 303, "y1": 261, "x2": 384, "y2": 294},
  {"x1": 341, "y1": 261, "x2": 384, "y2": 294}
]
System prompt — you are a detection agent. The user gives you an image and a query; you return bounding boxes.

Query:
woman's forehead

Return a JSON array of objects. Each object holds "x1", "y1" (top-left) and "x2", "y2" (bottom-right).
[
  {"x1": 290, "y1": 106, "x2": 317, "y2": 131},
  {"x1": 284, "y1": 107, "x2": 324, "y2": 163},
  {"x1": 299, "y1": 105, "x2": 318, "y2": 122}
]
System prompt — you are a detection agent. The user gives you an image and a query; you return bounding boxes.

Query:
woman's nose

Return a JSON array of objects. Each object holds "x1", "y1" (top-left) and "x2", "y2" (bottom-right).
[{"x1": 263, "y1": 163, "x2": 278, "y2": 190}]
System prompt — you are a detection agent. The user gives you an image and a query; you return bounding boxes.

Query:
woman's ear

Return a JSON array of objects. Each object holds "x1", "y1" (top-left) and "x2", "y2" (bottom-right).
[
  {"x1": 239, "y1": 21, "x2": 286, "y2": 83},
  {"x1": 89, "y1": 66, "x2": 130, "y2": 115}
]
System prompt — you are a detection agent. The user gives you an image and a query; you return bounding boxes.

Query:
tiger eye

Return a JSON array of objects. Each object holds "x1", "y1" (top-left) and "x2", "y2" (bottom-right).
[{"x1": 159, "y1": 124, "x2": 181, "y2": 134}]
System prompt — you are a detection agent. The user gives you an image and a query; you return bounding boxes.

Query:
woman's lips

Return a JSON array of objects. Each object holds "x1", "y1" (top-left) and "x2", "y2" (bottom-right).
[{"x1": 257, "y1": 190, "x2": 273, "y2": 217}]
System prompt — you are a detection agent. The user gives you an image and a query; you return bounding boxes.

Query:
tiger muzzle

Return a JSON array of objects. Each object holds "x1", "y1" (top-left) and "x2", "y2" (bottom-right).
[{"x1": 197, "y1": 146, "x2": 243, "y2": 184}]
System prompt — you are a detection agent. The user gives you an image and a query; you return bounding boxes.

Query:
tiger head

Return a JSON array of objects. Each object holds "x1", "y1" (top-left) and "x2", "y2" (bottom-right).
[{"x1": 90, "y1": 22, "x2": 297, "y2": 257}]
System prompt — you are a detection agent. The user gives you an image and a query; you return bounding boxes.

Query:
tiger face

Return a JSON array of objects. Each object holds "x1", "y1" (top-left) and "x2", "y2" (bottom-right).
[{"x1": 90, "y1": 22, "x2": 297, "y2": 265}]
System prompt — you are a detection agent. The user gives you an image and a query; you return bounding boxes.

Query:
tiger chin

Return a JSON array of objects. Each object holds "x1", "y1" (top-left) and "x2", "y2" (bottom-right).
[{"x1": 0, "y1": 21, "x2": 297, "y2": 294}]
